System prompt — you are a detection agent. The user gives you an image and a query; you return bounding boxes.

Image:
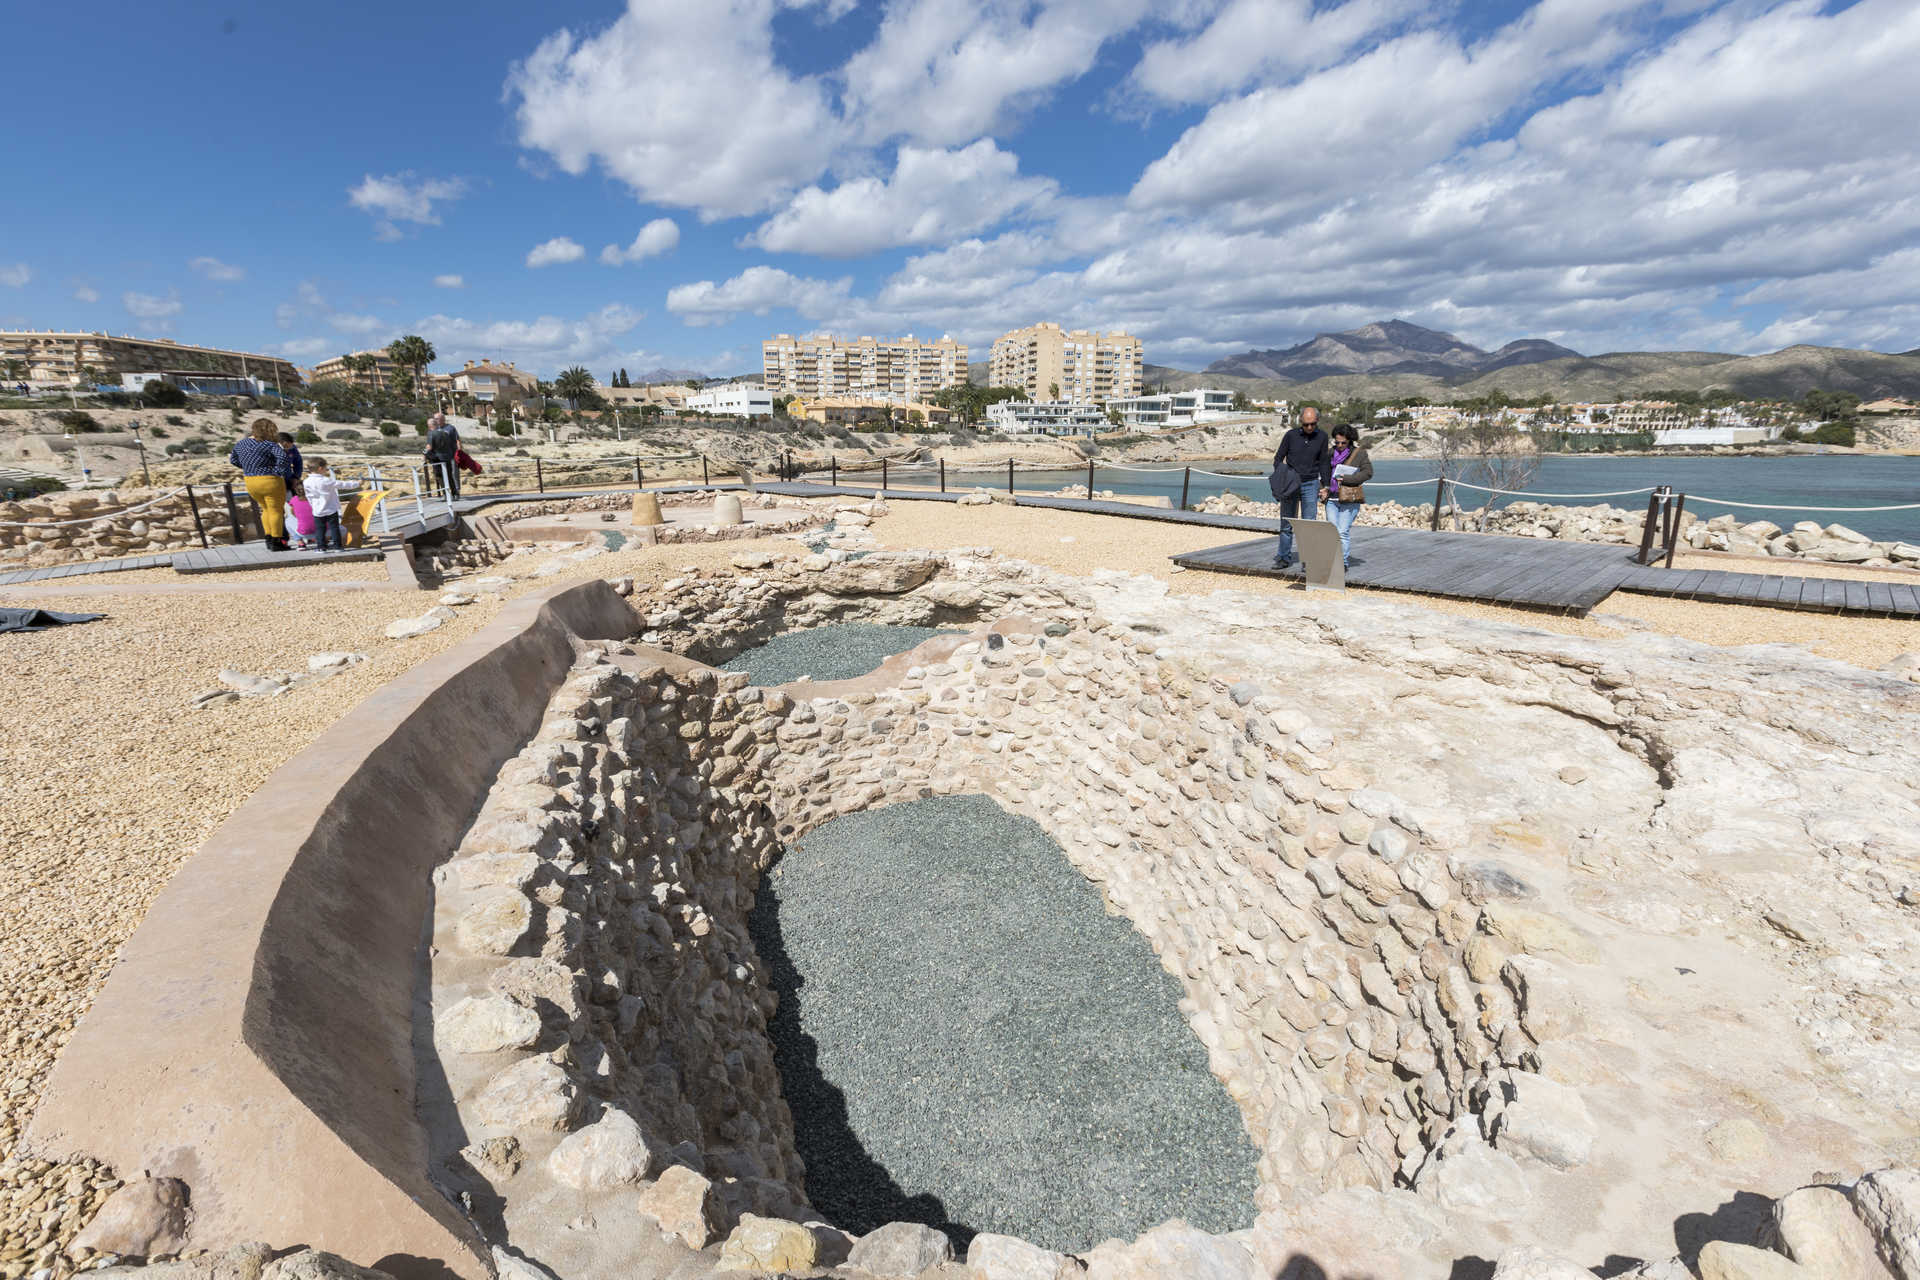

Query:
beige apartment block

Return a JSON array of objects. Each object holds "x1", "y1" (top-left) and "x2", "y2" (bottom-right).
[
  {"x1": 310, "y1": 349, "x2": 400, "y2": 392},
  {"x1": 0, "y1": 330, "x2": 304, "y2": 390},
  {"x1": 603, "y1": 383, "x2": 691, "y2": 410},
  {"x1": 762, "y1": 333, "x2": 968, "y2": 399},
  {"x1": 988, "y1": 322, "x2": 1142, "y2": 404}
]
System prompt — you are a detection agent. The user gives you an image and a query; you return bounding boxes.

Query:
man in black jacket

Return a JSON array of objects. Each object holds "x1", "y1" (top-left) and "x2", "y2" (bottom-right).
[
  {"x1": 426, "y1": 412, "x2": 462, "y2": 499},
  {"x1": 1270, "y1": 407, "x2": 1330, "y2": 567}
]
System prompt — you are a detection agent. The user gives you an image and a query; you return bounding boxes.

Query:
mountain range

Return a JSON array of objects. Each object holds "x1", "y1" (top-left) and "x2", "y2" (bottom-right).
[{"x1": 1132, "y1": 320, "x2": 1920, "y2": 402}]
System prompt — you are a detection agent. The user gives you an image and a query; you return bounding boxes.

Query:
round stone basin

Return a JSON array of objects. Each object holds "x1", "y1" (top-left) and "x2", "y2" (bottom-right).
[
  {"x1": 749, "y1": 794, "x2": 1259, "y2": 1252},
  {"x1": 721, "y1": 623, "x2": 961, "y2": 685}
]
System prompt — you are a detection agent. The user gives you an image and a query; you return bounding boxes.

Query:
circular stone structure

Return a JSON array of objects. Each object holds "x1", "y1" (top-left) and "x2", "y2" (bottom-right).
[
  {"x1": 721, "y1": 623, "x2": 962, "y2": 685},
  {"x1": 749, "y1": 793, "x2": 1260, "y2": 1252}
]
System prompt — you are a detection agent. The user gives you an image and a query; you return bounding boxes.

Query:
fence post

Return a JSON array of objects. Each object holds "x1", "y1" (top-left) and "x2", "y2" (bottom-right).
[
  {"x1": 1664, "y1": 493, "x2": 1687, "y2": 569},
  {"x1": 1430, "y1": 477, "x2": 1447, "y2": 532},
  {"x1": 441, "y1": 463, "x2": 454, "y2": 519},
  {"x1": 1634, "y1": 488, "x2": 1665, "y2": 565},
  {"x1": 1086, "y1": 456, "x2": 1094, "y2": 501},
  {"x1": 185, "y1": 483, "x2": 209, "y2": 548},
  {"x1": 634, "y1": 457, "x2": 643, "y2": 490},
  {"x1": 882, "y1": 457, "x2": 888, "y2": 492},
  {"x1": 222, "y1": 481, "x2": 245, "y2": 544},
  {"x1": 535, "y1": 458, "x2": 544, "y2": 493},
  {"x1": 702, "y1": 454, "x2": 710, "y2": 487},
  {"x1": 940, "y1": 457, "x2": 946, "y2": 493},
  {"x1": 1007, "y1": 458, "x2": 1014, "y2": 495},
  {"x1": 830, "y1": 456, "x2": 837, "y2": 486},
  {"x1": 1180, "y1": 466, "x2": 1191, "y2": 512}
]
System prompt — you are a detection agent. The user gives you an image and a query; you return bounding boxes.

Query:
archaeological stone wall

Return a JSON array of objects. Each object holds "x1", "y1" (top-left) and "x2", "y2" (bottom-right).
[{"x1": 0, "y1": 487, "x2": 235, "y2": 565}]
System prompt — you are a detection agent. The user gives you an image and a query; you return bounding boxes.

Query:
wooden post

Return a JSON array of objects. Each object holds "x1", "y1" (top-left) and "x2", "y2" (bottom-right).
[
  {"x1": 1086, "y1": 457, "x2": 1094, "y2": 501},
  {"x1": 940, "y1": 458, "x2": 946, "y2": 492},
  {"x1": 222, "y1": 481, "x2": 245, "y2": 544},
  {"x1": 185, "y1": 483, "x2": 209, "y2": 548},
  {"x1": 702, "y1": 454, "x2": 710, "y2": 487},
  {"x1": 1430, "y1": 477, "x2": 1447, "y2": 531},
  {"x1": 535, "y1": 458, "x2": 545, "y2": 493},
  {"x1": 831, "y1": 456, "x2": 837, "y2": 486},
  {"x1": 1007, "y1": 458, "x2": 1014, "y2": 495},
  {"x1": 1180, "y1": 467, "x2": 1191, "y2": 512},
  {"x1": 1664, "y1": 493, "x2": 1687, "y2": 569},
  {"x1": 1634, "y1": 488, "x2": 1664, "y2": 565},
  {"x1": 881, "y1": 457, "x2": 888, "y2": 492}
]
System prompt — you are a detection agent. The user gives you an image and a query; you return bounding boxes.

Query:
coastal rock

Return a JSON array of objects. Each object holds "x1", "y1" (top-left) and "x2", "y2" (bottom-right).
[
  {"x1": 718, "y1": 1214, "x2": 820, "y2": 1272},
  {"x1": 260, "y1": 1251, "x2": 394, "y2": 1280},
  {"x1": 435, "y1": 994, "x2": 542, "y2": 1054},
  {"x1": 384, "y1": 605, "x2": 457, "y2": 639},
  {"x1": 966, "y1": 1233, "x2": 1084, "y2": 1279},
  {"x1": 1081, "y1": 1222, "x2": 1257, "y2": 1280},
  {"x1": 637, "y1": 1166, "x2": 725, "y2": 1249},
  {"x1": 1492, "y1": 1074, "x2": 1596, "y2": 1169},
  {"x1": 1696, "y1": 1242, "x2": 1809, "y2": 1279},
  {"x1": 818, "y1": 552, "x2": 937, "y2": 595},
  {"x1": 547, "y1": 1107, "x2": 663, "y2": 1190},
  {"x1": 1491, "y1": 1247, "x2": 1598, "y2": 1279},
  {"x1": 472, "y1": 1056, "x2": 580, "y2": 1131},
  {"x1": 846, "y1": 1221, "x2": 955, "y2": 1276},
  {"x1": 71, "y1": 1176, "x2": 192, "y2": 1257},
  {"x1": 1853, "y1": 1169, "x2": 1920, "y2": 1279},
  {"x1": 1765, "y1": 1185, "x2": 1894, "y2": 1278}
]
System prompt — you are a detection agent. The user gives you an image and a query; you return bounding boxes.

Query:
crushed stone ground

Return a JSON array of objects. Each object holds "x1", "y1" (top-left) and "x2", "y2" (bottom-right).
[{"x1": 751, "y1": 794, "x2": 1260, "y2": 1253}]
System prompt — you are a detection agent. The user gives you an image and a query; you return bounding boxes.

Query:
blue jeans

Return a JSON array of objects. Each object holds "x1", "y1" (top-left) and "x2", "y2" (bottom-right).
[
  {"x1": 1328, "y1": 500, "x2": 1360, "y2": 565},
  {"x1": 1274, "y1": 484, "x2": 1318, "y2": 563}
]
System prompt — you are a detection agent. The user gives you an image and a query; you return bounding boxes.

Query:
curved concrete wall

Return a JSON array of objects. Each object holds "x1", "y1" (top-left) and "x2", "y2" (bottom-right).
[{"x1": 27, "y1": 581, "x2": 641, "y2": 1279}]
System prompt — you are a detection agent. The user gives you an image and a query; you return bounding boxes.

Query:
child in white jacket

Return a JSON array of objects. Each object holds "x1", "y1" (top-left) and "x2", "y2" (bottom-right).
[{"x1": 303, "y1": 458, "x2": 344, "y2": 551}]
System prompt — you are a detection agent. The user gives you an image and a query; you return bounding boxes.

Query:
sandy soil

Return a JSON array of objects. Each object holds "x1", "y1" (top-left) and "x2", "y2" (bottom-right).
[
  {"x1": 0, "y1": 559, "x2": 398, "y2": 586},
  {"x1": 866, "y1": 501, "x2": 1920, "y2": 669}
]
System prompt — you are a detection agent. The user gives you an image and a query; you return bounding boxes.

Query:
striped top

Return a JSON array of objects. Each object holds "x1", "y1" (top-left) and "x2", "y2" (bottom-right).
[{"x1": 228, "y1": 437, "x2": 287, "y2": 477}]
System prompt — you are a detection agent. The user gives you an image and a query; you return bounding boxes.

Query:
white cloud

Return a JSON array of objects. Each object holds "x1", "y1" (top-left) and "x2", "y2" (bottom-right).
[
  {"x1": 414, "y1": 303, "x2": 652, "y2": 375},
  {"x1": 328, "y1": 313, "x2": 388, "y2": 337},
  {"x1": 73, "y1": 285, "x2": 99, "y2": 303},
  {"x1": 506, "y1": 1, "x2": 846, "y2": 220},
  {"x1": 527, "y1": 236, "x2": 587, "y2": 268},
  {"x1": 666, "y1": 266, "x2": 851, "y2": 326},
  {"x1": 839, "y1": 0, "x2": 1157, "y2": 146},
  {"x1": 433, "y1": 274, "x2": 466, "y2": 288},
  {"x1": 601, "y1": 218, "x2": 680, "y2": 265},
  {"x1": 273, "y1": 337, "x2": 335, "y2": 360},
  {"x1": 189, "y1": 256, "x2": 245, "y2": 282},
  {"x1": 747, "y1": 141, "x2": 1057, "y2": 256},
  {"x1": 0, "y1": 264, "x2": 28, "y2": 288},
  {"x1": 348, "y1": 172, "x2": 468, "y2": 227},
  {"x1": 1128, "y1": 0, "x2": 1422, "y2": 106},
  {"x1": 123, "y1": 290, "x2": 183, "y2": 324}
]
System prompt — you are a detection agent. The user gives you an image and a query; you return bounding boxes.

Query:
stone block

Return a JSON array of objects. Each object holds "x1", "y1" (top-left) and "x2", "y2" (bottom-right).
[
  {"x1": 548, "y1": 1107, "x2": 664, "y2": 1190},
  {"x1": 71, "y1": 1176, "x2": 193, "y2": 1257},
  {"x1": 847, "y1": 1220, "x2": 956, "y2": 1276},
  {"x1": 1854, "y1": 1169, "x2": 1920, "y2": 1280},
  {"x1": 1492, "y1": 1073, "x2": 1595, "y2": 1169},
  {"x1": 1766, "y1": 1185, "x2": 1895, "y2": 1278},
  {"x1": 436, "y1": 994, "x2": 543, "y2": 1054},
  {"x1": 719, "y1": 1214, "x2": 820, "y2": 1272},
  {"x1": 638, "y1": 1165, "x2": 726, "y2": 1249},
  {"x1": 472, "y1": 1056, "x2": 580, "y2": 1131},
  {"x1": 966, "y1": 1234, "x2": 1084, "y2": 1279},
  {"x1": 1696, "y1": 1242, "x2": 1808, "y2": 1279}
]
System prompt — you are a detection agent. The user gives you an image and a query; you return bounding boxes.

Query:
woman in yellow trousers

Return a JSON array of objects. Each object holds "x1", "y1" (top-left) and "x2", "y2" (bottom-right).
[{"x1": 228, "y1": 417, "x2": 291, "y2": 550}]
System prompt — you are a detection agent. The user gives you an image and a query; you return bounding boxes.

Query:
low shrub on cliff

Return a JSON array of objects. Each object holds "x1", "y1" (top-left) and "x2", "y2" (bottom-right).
[
  {"x1": 58, "y1": 410, "x2": 102, "y2": 432},
  {"x1": 377, "y1": 421, "x2": 401, "y2": 437},
  {"x1": 324, "y1": 429, "x2": 360, "y2": 441},
  {"x1": 295, "y1": 427, "x2": 320, "y2": 444}
]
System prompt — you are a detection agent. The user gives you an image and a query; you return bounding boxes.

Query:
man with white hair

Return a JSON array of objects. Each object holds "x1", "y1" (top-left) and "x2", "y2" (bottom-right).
[{"x1": 426, "y1": 411, "x2": 462, "y2": 499}]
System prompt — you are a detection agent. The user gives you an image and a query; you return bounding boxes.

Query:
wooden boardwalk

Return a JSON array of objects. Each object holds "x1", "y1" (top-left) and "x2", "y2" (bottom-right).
[
  {"x1": 1169, "y1": 529, "x2": 1643, "y2": 611},
  {"x1": 1616, "y1": 563, "x2": 1920, "y2": 616}
]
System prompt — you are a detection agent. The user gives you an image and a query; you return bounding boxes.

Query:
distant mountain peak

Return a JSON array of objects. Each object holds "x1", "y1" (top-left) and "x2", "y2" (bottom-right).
[{"x1": 1205, "y1": 320, "x2": 1581, "y2": 382}]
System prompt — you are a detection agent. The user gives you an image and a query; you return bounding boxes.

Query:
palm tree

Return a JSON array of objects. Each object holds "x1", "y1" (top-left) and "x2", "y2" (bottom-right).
[
  {"x1": 553, "y1": 366, "x2": 595, "y2": 410},
  {"x1": 386, "y1": 335, "x2": 436, "y2": 403}
]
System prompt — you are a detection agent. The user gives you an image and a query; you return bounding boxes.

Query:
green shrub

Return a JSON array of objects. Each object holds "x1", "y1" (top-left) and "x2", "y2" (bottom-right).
[
  {"x1": 493, "y1": 420, "x2": 514, "y2": 437},
  {"x1": 295, "y1": 427, "x2": 320, "y2": 444},
  {"x1": 319, "y1": 406, "x2": 361, "y2": 424},
  {"x1": 148, "y1": 425, "x2": 169, "y2": 439},
  {"x1": 1812, "y1": 421, "x2": 1856, "y2": 447},
  {"x1": 324, "y1": 429, "x2": 360, "y2": 441},
  {"x1": 58, "y1": 409, "x2": 102, "y2": 432},
  {"x1": 378, "y1": 421, "x2": 401, "y2": 437},
  {"x1": 164, "y1": 414, "x2": 188, "y2": 427},
  {"x1": 141, "y1": 381, "x2": 189, "y2": 409},
  {"x1": 414, "y1": 422, "x2": 429, "y2": 436}
]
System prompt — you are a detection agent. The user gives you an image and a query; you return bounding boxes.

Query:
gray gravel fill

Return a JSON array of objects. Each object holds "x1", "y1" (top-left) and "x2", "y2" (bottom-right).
[
  {"x1": 721, "y1": 622, "x2": 960, "y2": 685},
  {"x1": 749, "y1": 794, "x2": 1258, "y2": 1253}
]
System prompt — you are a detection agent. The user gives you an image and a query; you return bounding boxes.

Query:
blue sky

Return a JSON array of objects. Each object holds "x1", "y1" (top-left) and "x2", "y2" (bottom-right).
[{"x1": 2, "y1": 0, "x2": 1914, "y2": 381}]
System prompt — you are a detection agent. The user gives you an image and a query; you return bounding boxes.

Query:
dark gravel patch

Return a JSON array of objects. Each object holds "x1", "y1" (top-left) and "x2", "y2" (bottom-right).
[
  {"x1": 749, "y1": 794, "x2": 1258, "y2": 1253},
  {"x1": 721, "y1": 623, "x2": 959, "y2": 685}
]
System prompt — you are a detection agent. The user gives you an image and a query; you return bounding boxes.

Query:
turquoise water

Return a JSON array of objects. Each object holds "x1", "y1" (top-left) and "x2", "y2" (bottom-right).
[{"x1": 967, "y1": 455, "x2": 1920, "y2": 543}]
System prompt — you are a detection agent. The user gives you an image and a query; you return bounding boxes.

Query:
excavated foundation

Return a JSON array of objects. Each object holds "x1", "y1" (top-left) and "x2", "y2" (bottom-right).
[{"x1": 414, "y1": 553, "x2": 1920, "y2": 1279}]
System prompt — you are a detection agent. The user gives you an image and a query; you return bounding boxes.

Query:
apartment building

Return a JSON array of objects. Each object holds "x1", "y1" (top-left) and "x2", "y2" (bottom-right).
[
  {"x1": 310, "y1": 349, "x2": 400, "y2": 392},
  {"x1": 788, "y1": 395, "x2": 953, "y2": 425},
  {"x1": 988, "y1": 322, "x2": 1142, "y2": 404},
  {"x1": 0, "y1": 330, "x2": 304, "y2": 391},
  {"x1": 985, "y1": 399, "x2": 1109, "y2": 435},
  {"x1": 1107, "y1": 388, "x2": 1237, "y2": 431},
  {"x1": 686, "y1": 384, "x2": 773, "y2": 417},
  {"x1": 603, "y1": 383, "x2": 691, "y2": 410},
  {"x1": 762, "y1": 333, "x2": 968, "y2": 399}
]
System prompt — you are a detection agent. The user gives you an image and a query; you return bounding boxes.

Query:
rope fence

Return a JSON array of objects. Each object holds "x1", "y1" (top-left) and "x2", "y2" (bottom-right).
[{"x1": 1684, "y1": 495, "x2": 1920, "y2": 513}]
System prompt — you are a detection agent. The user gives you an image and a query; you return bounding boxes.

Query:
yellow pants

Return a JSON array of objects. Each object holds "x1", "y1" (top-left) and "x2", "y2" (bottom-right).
[{"x1": 245, "y1": 475, "x2": 287, "y2": 538}]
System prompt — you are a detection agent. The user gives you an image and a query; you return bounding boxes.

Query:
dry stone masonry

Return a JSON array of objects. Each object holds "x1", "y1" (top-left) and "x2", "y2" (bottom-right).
[{"x1": 411, "y1": 548, "x2": 1920, "y2": 1278}]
